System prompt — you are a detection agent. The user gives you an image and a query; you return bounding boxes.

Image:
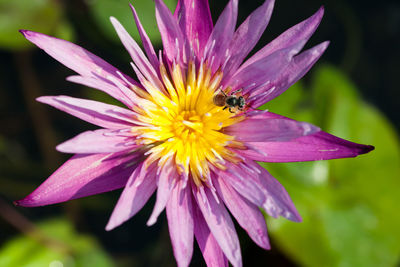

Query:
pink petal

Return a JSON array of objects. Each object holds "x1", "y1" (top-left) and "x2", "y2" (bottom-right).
[
  {"x1": 249, "y1": 41, "x2": 330, "y2": 108},
  {"x1": 19, "y1": 30, "x2": 138, "y2": 88},
  {"x1": 56, "y1": 129, "x2": 138, "y2": 154},
  {"x1": 222, "y1": 0, "x2": 275, "y2": 79},
  {"x1": 242, "y1": 131, "x2": 374, "y2": 162},
  {"x1": 237, "y1": 112, "x2": 374, "y2": 162},
  {"x1": 244, "y1": 159, "x2": 301, "y2": 222},
  {"x1": 204, "y1": 0, "x2": 238, "y2": 72},
  {"x1": 15, "y1": 152, "x2": 141, "y2": 207},
  {"x1": 37, "y1": 95, "x2": 136, "y2": 129},
  {"x1": 166, "y1": 179, "x2": 194, "y2": 267},
  {"x1": 218, "y1": 159, "x2": 300, "y2": 222},
  {"x1": 193, "y1": 205, "x2": 228, "y2": 267},
  {"x1": 130, "y1": 4, "x2": 159, "y2": 71},
  {"x1": 214, "y1": 162, "x2": 266, "y2": 207},
  {"x1": 147, "y1": 159, "x2": 177, "y2": 226},
  {"x1": 66, "y1": 75, "x2": 137, "y2": 109},
  {"x1": 239, "y1": 6, "x2": 324, "y2": 70},
  {"x1": 192, "y1": 184, "x2": 242, "y2": 267},
  {"x1": 105, "y1": 161, "x2": 157, "y2": 230},
  {"x1": 155, "y1": 0, "x2": 187, "y2": 64},
  {"x1": 173, "y1": 0, "x2": 213, "y2": 58},
  {"x1": 224, "y1": 42, "x2": 298, "y2": 92},
  {"x1": 225, "y1": 114, "x2": 319, "y2": 142},
  {"x1": 110, "y1": 17, "x2": 163, "y2": 90},
  {"x1": 214, "y1": 176, "x2": 270, "y2": 249}
]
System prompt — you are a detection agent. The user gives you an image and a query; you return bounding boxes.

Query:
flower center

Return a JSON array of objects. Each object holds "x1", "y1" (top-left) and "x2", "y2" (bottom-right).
[
  {"x1": 131, "y1": 61, "x2": 245, "y2": 185},
  {"x1": 175, "y1": 110, "x2": 204, "y2": 137}
]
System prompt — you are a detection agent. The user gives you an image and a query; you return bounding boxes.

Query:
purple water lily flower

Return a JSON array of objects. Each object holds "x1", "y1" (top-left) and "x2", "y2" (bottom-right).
[{"x1": 16, "y1": 0, "x2": 374, "y2": 266}]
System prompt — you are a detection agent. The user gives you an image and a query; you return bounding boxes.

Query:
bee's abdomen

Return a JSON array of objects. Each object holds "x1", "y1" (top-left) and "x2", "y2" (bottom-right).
[{"x1": 213, "y1": 94, "x2": 226, "y2": 106}]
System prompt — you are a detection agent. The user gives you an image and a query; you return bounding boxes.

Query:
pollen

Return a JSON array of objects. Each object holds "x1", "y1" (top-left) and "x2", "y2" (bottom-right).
[{"x1": 130, "y1": 61, "x2": 245, "y2": 185}]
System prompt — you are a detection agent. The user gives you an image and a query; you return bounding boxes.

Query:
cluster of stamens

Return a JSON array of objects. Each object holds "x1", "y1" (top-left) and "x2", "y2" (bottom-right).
[{"x1": 128, "y1": 60, "x2": 245, "y2": 185}]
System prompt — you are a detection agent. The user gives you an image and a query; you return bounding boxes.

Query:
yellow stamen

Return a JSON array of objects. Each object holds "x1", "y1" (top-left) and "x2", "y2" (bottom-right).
[{"x1": 132, "y1": 61, "x2": 244, "y2": 185}]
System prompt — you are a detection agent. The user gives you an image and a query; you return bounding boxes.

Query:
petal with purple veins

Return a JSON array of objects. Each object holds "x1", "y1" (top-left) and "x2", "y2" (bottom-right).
[
  {"x1": 130, "y1": 4, "x2": 160, "y2": 71},
  {"x1": 19, "y1": 30, "x2": 139, "y2": 88},
  {"x1": 15, "y1": 152, "x2": 141, "y2": 207},
  {"x1": 110, "y1": 17, "x2": 164, "y2": 90},
  {"x1": 224, "y1": 115, "x2": 319, "y2": 142},
  {"x1": 203, "y1": 0, "x2": 238, "y2": 72},
  {"x1": 174, "y1": 0, "x2": 213, "y2": 58},
  {"x1": 222, "y1": 0, "x2": 275, "y2": 80},
  {"x1": 147, "y1": 158, "x2": 177, "y2": 226},
  {"x1": 166, "y1": 179, "x2": 194, "y2": 267},
  {"x1": 193, "y1": 204, "x2": 228, "y2": 267},
  {"x1": 214, "y1": 175, "x2": 270, "y2": 249},
  {"x1": 214, "y1": 162, "x2": 266, "y2": 207},
  {"x1": 239, "y1": 6, "x2": 324, "y2": 70},
  {"x1": 66, "y1": 75, "x2": 138, "y2": 109},
  {"x1": 249, "y1": 41, "x2": 330, "y2": 107},
  {"x1": 106, "y1": 161, "x2": 157, "y2": 231},
  {"x1": 192, "y1": 184, "x2": 242, "y2": 267},
  {"x1": 37, "y1": 95, "x2": 138, "y2": 129},
  {"x1": 155, "y1": 0, "x2": 188, "y2": 64},
  {"x1": 244, "y1": 159, "x2": 302, "y2": 222},
  {"x1": 224, "y1": 42, "x2": 298, "y2": 92},
  {"x1": 56, "y1": 129, "x2": 138, "y2": 154},
  {"x1": 236, "y1": 112, "x2": 374, "y2": 162}
]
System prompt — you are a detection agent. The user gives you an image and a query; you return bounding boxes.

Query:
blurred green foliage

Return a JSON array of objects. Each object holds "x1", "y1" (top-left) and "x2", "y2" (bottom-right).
[
  {"x1": 0, "y1": 0, "x2": 74, "y2": 50},
  {"x1": 89, "y1": 0, "x2": 177, "y2": 45},
  {"x1": 0, "y1": 218, "x2": 113, "y2": 267},
  {"x1": 261, "y1": 65, "x2": 400, "y2": 267}
]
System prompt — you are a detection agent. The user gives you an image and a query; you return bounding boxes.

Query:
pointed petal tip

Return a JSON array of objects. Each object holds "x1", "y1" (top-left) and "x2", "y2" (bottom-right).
[
  {"x1": 36, "y1": 95, "x2": 51, "y2": 103},
  {"x1": 264, "y1": 0, "x2": 276, "y2": 10},
  {"x1": 19, "y1": 29, "x2": 28, "y2": 36},
  {"x1": 19, "y1": 29, "x2": 35, "y2": 38},
  {"x1": 19, "y1": 30, "x2": 42, "y2": 41},
  {"x1": 146, "y1": 217, "x2": 157, "y2": 227},
  {"x1": 305, "y1": 6, "x2": 324, "y2": 29},
  {"x1": 360, "y1": 144, "x2": 375, "y2": 154},
  {"x1": 321, "y1": 40, "x2": 330, "y2": 49},
  {"x1": 55, "y1": 143, "x2": 70, "y2": 153},
  {"x1": 105, "y1": 218, "x2": 119, "y2": 231},
  {"x1": 13, "y1": 196, "x2": 39, "y2": 207},
  {"x1": 65, "y1": 75, "x2": 79, "y2": 82},
  {"x1": 291, "y1": 213, "x2": 303, "y2": 223},
  {"x1": 105, "y1": 223, "x2": 114, "y2": 232},
  {"x1": 258, "y1": 235, "x2": 271, "y2": 250},
  {"x1": 273, "y1": 209, "x2": 302, "y2": 223},
  {"x1": 129, "y1": 3, "x2": 137, "y2": 14},
  {"x1": 345, "y1": 142, "x2": 374, "y2": 157},
  {"x1": 286, "y1": 206, "x2": 302, "y2": 222},
  {"x1": 316, "y1": 5, "x2": 325, "y2": 18}
]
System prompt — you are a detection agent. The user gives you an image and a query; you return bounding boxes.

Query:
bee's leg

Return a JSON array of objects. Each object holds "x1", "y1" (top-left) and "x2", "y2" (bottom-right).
[
  {"x1": 223, "y1": 106, "x2": 228, "y2": 110},
  {"x1": 231, "y1": 88, "x2": 242, "y2": 95},
  {"x1": 216, "y1": 87, "x2": 227, "y2": 96},
  {"x1": 229, "y1": 107, "x2": 234, "y2": 113}
]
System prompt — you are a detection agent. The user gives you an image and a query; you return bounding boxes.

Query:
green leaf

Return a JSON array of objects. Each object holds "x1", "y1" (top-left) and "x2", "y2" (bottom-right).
[
  {"x1": 89, "y1": 0, "x2": 177, "y2": 46},
  {"x1": 262, "y1": 65, "x2": 400, "y2": 267},
  {"x1": 0, "y1": 218, "x2": 114, "y2": 267},
  {"x1": 0, "y1": 0, "x2": 74, "y2": 50}
]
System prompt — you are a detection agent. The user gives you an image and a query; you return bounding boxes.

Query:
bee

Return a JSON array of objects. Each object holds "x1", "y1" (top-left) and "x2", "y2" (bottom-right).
[{"x1": 213, "y1": 89, "x2": 245, "y2": 113}]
